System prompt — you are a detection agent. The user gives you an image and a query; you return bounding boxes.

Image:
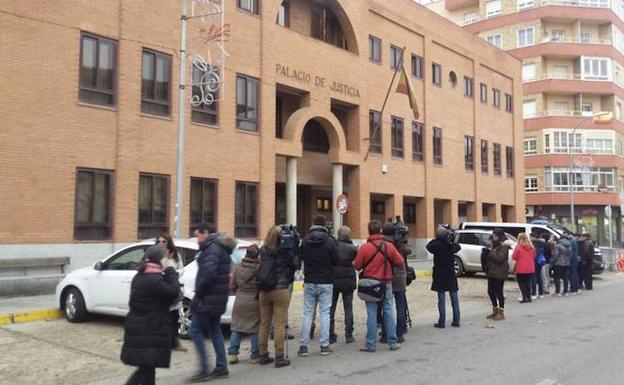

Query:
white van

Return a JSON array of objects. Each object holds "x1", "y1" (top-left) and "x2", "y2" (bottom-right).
[{"x1": 458, "y1": 222, "x2": 565, "y2": 241}]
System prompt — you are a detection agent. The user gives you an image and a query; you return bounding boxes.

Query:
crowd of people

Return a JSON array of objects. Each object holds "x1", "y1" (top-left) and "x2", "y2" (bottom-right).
[{"x1": 117, "y1": 218, "x2": 597, "y2": 384}]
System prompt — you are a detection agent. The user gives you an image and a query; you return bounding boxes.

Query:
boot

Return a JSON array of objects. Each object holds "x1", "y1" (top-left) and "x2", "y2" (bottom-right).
[
  {"x1": 492, "y1": 308, "x2": 505, "y2": 321},
  {"x1": 274, "y1": 355, "x2": 291, "y2": 368},
  {"x1": 486, "y1": 307, "x2": 497, "y2": 319}
]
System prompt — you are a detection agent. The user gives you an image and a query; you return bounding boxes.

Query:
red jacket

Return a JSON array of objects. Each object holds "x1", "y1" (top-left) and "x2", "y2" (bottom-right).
[
  {"x1": 353, "y1": 234, "x2": 405, "y2": 283},
  {"x1": 512, "y1": 244, "x2": 536, "y2": 274}
]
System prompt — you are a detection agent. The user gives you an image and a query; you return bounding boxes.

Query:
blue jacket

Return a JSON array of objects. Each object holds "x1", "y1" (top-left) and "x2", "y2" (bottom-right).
[
  {"x1": 194, "y1": 234, "x2": 236, "y2": 316},
  {"x1": 569, "y1": 238, "x2": 579, "y2": 265}
]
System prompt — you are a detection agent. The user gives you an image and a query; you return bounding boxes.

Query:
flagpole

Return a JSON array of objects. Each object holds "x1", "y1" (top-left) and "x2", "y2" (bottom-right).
[{"x1": 365, "y1": 46, "x2": 406, "y2": 161}]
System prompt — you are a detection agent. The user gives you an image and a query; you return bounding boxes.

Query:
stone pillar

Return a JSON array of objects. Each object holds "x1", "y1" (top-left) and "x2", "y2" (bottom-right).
[
  {"x1": 332, "y1": 163, "x2": 343, "y2": 234},
  {"x1": 286, "y1": 157, "x2": 297, "y2": 226}
]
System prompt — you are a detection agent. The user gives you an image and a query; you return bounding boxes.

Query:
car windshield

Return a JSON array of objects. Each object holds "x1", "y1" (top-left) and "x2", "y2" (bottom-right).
[
  {"x1": 547, "y1": 224, "x2": 569, "y2": 236},
  {"x1": 505, "y1": 233, "x2": 518, "y2": 243}
]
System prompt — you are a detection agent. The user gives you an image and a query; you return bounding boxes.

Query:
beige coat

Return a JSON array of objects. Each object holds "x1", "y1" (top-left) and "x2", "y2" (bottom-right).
[
  {"x1": 230, "y1": 257, "x2": 260, "y2": 334},
  {"x1": 161, "y1": 255, "x2": 184, "y2": 311}
]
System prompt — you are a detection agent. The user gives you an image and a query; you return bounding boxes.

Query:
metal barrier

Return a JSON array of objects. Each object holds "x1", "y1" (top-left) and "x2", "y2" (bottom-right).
[{"x1": 599, "y1": 247, "x2": 624, "y2": 272}]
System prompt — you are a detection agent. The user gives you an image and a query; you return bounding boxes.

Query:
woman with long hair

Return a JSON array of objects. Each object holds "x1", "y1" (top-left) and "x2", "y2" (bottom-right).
[
  {"x1": 485, "y1": 229, "x2": 513, "y2": 321},
  {"x1": 155, "y1": 232, "x2": 185, "y2": 351},
  {"x1": 257, "y1": 226, "x2": 295, "y2": 368},
  {"x1": 121, "y1": 246, "x2": 180, "y2": 384},
  {"x1": 512, "y1": 233, "x2": 536, "y2": 303}
]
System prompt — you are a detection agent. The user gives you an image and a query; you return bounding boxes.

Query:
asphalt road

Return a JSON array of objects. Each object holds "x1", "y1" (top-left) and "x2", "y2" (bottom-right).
[{"x1": 142, "y1": 276, "x2": 624, "y2": 385}]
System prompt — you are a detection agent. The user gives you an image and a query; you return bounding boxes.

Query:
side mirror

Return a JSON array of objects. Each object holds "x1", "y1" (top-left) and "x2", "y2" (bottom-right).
[{"x1": 94, "y1": 261, "x2": 104, "y2": 271}]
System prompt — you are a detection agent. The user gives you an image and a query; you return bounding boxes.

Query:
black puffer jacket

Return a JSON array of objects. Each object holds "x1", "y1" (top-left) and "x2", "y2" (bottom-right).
[
  {"x1": 427, "y1": 238, "x2": 461, "y2": 292},
  {"x1": 259, "y1": 246, "x2": 296, "y2": 290},
  {"x1": 301, "y1": 225, "x2": 339, "y2": 284},
  {"x1": 120, "y1": 267, "x2": 180, "y2": 368},
  {"x1": 333, "y1": 240, "x2": 358, "y2": 292},
  {"x1": 194, "y1": 234, "x2": 236, "y2": 316}
]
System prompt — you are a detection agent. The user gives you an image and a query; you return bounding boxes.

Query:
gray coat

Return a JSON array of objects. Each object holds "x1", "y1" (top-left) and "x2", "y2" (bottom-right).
[{"x1": 551, "y1": 239, "x2": 572, "y2": 267}]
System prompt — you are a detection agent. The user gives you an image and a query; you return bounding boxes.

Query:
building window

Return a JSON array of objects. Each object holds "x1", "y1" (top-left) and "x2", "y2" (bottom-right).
[
  {"x1": 481, "y1": 140, "x2": 489, "y2": 173},
  {"x1": 545, "y1": 167, "x2": 615, "y2": 192},
  {"x1": 464, "y1": 77, "x2": 474, "y2": 97},
  {"x1": 582, "y1": 57, "x2": 610, "y2": 80},
  {"x1": 506, "y1": 146, "x2": 514, "y2": 177},
  {"x1": 525, "y1": 176, "x2": 538, "y2": 192},
  {"x1": 522, "y1": 63, "x2": 536, "y2": 81},
  {"x1": 505, "y1": 94, "x2": 513, "y2": 112},
  {"x1": 191, "y1": 65, "x2": 219, "y2": 125},
  {"x1": 465, "y1": 136, "x2": 474, "y2": 170},
  {"x1": 316, "y1": 197, "x2": 331, "y2": 211},
  {"x1": 586, "y1": 138, "x2": 614, "y2": 154},
  {"x1": 581, "y1": 102, "x2": 593, "y2": 114},
  {"x1": 391, "y1": 116, "x2": 404, "y2": 158},
  {"x1": 492, "y1": 88, "x2": 501, "y2": 108},
  {"x1": 369, "y1": 35, "x2": 381, "y2": 63},
  {"x1": 390, "y1": 45, "x2": 402, "y2": 70},
  {"x1": 189, "y1": 178, "x2": 217, "y2": 236},
  {"x1": 310, "y1": 4, "x2": 347, "y2": 49},
  {"x1": 412, "y1": 54, "x2": 423, "y2": 78},
  {"x1": 580, "y1": 32, "x2": 591, "y2": 43},
  {"x1": 545, "y1": 131, "x2": 582, "y2": 153},
  {"x1": 480, "y1": 83, "x2": 488, "y2": 103},
  {"x1": 433, "y1": 127, "x2": 443, "y2": 165},
  {"x1": 237, "y1": 0, "x2": 258, "y2": 14},
  {"x1": 79, "y1": 33, "x2": 116, "y2": 106},
  {"x1": 517, "y1": 27, "x2": 535, "y2": 47},
  {"x1": 523, "y1": 100, "x2": 536, "y2": 118},
  {"x1": 404, "y1": 202, "x2": 416, "y2": 224},
  {"x1": 236, "y1": 74, "x2": 259, "y2": 132},
  {"x1": 486, "y1": 34, "x2": 503, "y2": 48},
  {"x1": 551, "y1": 30, "x2": 566, "y2": 42},
  {"x1": 432, "y1": 63, "x2": 442, "y2": 85},
  {"x1": 493, "y1": 143, "x2": 502, "y2": 176},
  {"x1": 412, "y1": 121, "x2": 424, "y2": 161},
  {"x1": 524, "y1": 137, "x2": 537, "y2": 154},
  {"x1": 74, "y1": 168, "x2": 113, "y2": 240},
  {"x1": 141, "y1": 49, "x2": 171, "y2": 116},
  {"x1": 235, "y1": 182, "x2": 258, "y2": 238},
  {"x1": 303, "y1": 120, "x2": 330, "y2": 153},
  {"x1": 486, "y1": 0, "x2": 502, "y2": 18},
  {"x1": 371, "y1": 200, "x2": 386, "y2": 216},
  {"x1": 518, "y1": 0, "x2": 534, "y2": 10},
  {"x1": 464, "y1": 12, "x2": 479, "y2": 25},
  {"x1": 369, "y1": 110, "x2": 382, "y2": 154},
  {"x1": 276, "y1": 1, "x2": 289, "y2": 26},
  {"x1": 138, "y1": 173, "x2": 169, "y2": 239}
]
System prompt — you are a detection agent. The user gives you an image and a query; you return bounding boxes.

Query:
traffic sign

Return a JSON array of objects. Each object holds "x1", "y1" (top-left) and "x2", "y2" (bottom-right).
[{"x1": 336, "y1": 194, "x2": 349, "y2": 215}]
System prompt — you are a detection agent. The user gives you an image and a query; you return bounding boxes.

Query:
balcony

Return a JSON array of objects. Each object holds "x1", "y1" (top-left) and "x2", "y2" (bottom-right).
[
  {"x1": 523, "y1": 75, "x2": 621, "y2": 97},
  {"x1": 539, "y1": 0, "x2": 610, "y2": 8},
  {"x1": 444, "y1": 0, "x2": 479, "y2": 12},
  {"x1": 526, "y1": 191, "x2": 621, "y2": 205},
  {"x1": 508, "y1": 41, "x2": 623, "y2": 62}
]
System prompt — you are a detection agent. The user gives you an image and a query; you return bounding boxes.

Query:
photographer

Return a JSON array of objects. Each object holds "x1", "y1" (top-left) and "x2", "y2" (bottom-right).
[
  {"x1": 484, "y1": 229, "x2": 513, "y2": 321},
  {"x1": 427, "y1": 226, "x2": 461, "y2": 328}
]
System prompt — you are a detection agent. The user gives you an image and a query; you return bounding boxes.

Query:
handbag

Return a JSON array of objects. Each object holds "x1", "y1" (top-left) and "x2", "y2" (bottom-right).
[
  {"x1": 536, "y1": 253, "x2": 546, "y2": 266},
  {"x1": 406, "y1": 265, "x2": 416, "y2": 286},
  {"x1": 357, "y1": 241, "x2": 389, "y2": 302}
]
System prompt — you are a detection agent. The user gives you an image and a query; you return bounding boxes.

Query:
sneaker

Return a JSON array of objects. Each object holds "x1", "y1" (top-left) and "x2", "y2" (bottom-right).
[
  {"x1": 359, "y1": 345, "x2": 376, "y2": 353},
  {"x1": 320, "y1": 345, "x2": 332, "y2": 356},
  {"x1": 531, "y1": 295, "x2": 537, "y2": 300},
  {"x1": 258, "y1": 355, "x2": 275, "y2": 366},
  {"x1": 539, "y1": 295, "x2": 544, "y2": 299},
  {"x1": 228, "y1": 354, "x2": 239, "y2": 365},
  {"x1": 329, "y1": 334, "x2": 337, "y2": 344},
  {"x1": 250, "y1": 356, "x2": 260, "y2": 365},
  {"x1": 389, "y1": 344, "x2": 401, "y2": 351},
  {"x1": 451, "y1": 322, "x2": 460, "y2": 328},
  {"x1": 345, "y1": 335, "x2": 355, "y2": 344},
  {"x1": 517, "y1": 297, "x2": 523, "y2": 301},
  {"x1": 186, "y1": 372, "x2": 211, "y2": 383},
  {"x1": 210, "y1": 369, "x2": 229, "y2": 380},
  {"x1": 434, "y1": 323, "x2": 445, "y2": 329},
  {"x1": 297, "y1": 346, "x2": 309, "y2": 357},
  {"x1": 564, "y1": 293, "x2": 570, "y2": 297},
  {"x1": 398, "y1": 336, "x2": 406, "y2": 343},
  {"x1": 557, "y1": 293, "x2": 562, "y2": 297},
  {"x1": 274, "y1": 356, "x2": 291, "y2": 368}
]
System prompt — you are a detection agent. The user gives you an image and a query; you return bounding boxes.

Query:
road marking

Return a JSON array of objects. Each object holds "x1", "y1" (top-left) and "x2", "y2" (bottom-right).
[
  {"x1": 535, "y1": 379, "x2": 560, "y2": 385},
  {"x1": 11, "y1": 308, "x2": 60, "y2": 324},
  {"x1": 0, "y1": 313, "x2": 12, "y2": 325}
]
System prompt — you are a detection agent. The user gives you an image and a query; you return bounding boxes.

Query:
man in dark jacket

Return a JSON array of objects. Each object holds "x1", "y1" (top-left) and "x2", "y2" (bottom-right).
[
  {"x1": 427, "y1": 226, "x2": 461, "y2": 328},
  {"x1": 329, "y1": 225, "x2": 358, "y2": 344},
  {"x1": 578, "y1": 233, "x2": 594, "y2": 290},
  {"x1": 297, "y1": 215, "x2": 339, "y2": 357},
  {"x1": 187, "y1": 224, "x2": 235, "y2": 383}
]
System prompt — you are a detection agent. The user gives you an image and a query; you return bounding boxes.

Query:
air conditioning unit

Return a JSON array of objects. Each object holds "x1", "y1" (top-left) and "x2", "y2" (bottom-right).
[{"x1": 525, "y1": 205, "x2": 535, "y2": 217}]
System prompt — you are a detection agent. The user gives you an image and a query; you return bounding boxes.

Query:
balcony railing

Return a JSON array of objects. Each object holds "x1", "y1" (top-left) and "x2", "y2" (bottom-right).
[
  {"x1": 523, "y1": 73, "x2": 615, "y2": 83},
  {"x1": 540, "y1": 37, "x2": 612, "y2": 45},
  {"x1": 523, "y1": 110, "x2": 600, "y2": 118}
]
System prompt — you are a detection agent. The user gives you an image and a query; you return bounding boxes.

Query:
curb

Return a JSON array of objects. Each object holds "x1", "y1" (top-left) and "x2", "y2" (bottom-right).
[
  {"x1": 292, "y1": 270, "x2": 433, "y2": 292},
  {"x1": 0, "y1": 308, "x2": 61, "y2": 325}
]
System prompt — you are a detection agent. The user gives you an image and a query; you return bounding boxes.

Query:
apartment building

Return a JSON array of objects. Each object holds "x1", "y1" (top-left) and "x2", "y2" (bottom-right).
[
  {"x1": 1, "y1": 0, "x2": 523, "y2": 268},
  {"x1": 427, "y1": 0, "x2": 624, "y2": 245}
]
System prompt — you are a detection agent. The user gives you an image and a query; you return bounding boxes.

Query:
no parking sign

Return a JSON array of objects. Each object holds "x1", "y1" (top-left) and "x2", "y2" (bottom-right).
[{"x1": 336, "y1": 194, "x2": 349, "y2": 215}]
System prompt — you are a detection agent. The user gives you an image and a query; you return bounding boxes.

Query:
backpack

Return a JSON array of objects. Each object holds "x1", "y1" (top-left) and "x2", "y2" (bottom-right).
[
  {"x1": 279, "y1": 224, "x2": 300, "y2": 252},
  {"x1": 256, "y1": 251, "x2": 278, "y2": 291}
]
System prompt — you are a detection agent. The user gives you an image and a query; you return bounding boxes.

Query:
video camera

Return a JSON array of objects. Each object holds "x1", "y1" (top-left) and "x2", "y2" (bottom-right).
[
  {"x1": 439, "y1": 224, "x2": 458, "y2": 244},
  {"x1": 388, "y1": 216, "x2": 409, "y2": 246}
]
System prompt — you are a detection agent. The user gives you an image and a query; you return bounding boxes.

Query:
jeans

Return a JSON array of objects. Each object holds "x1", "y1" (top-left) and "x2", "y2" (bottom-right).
[
  {"x1": 228, "y1": 331, "x2": 259, "y2": 358},
  {"x1": 364, "y1": 284, "x2": 397, "y2": 350},
  {"x1": 542, "y1": 263, "x2": 551, "y2": 294},
  {"x1": 516, "y1": 273, "x2": 533, "y2": 301},
  {"x1": 394, "y1": 291, "x2": 407, "y2": 338},
  {"x1": 553, "y1": 265, "x2": 569, "y2": 294},
  {"x1": 569, "y1": 260, "x2": 579, "y2": 293},
  {"x1": 300, "y1": 283, "x2": 333, "y2": 348},
  {"x1": 189, "y1": 312, "x2": 227, "y2": 375},
  {"x1": 487, "y1": 278, "x2": 505, "y2": 308},
  {"x1": 330, "y1": 289, "x2": 354, "y2": 338},
  {"x1": 531, "y1": 265, "x2": 544, "y2": 296},
  {"x1": 436, "y1": 291, "x2": 460, "y2": 325},
  {"x1": 125, "y1": 367, "x2": 155, "y2": 385},
  {"x1": 258, "y1": 289, "x2": 291, "y2": 357}
]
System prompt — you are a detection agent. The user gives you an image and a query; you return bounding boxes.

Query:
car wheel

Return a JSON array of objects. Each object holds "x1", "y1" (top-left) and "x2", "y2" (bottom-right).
[
  {"x1": 453, "y1": 256, "x2": 465, "y2": 277},
  {"x1": 64, "y1": 287, "x2": 88, "y2": 323},
  {"x1": 179, "y1": 298, "x2": 192, "y2": 340}
]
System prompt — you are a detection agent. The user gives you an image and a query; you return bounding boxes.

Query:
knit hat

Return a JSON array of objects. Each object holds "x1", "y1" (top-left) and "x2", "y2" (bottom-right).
[{"x1": 143, "y1": 245, "x2": 164, "y2": 265}]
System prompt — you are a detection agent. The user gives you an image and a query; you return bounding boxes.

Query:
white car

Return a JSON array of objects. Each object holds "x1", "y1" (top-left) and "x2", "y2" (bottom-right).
[
  {"x1": 56, "y1": 238, "x2": 251, "y2": 336},
  {"x1": 454, "y1": 229, "x2": 517, "y2": 277}
]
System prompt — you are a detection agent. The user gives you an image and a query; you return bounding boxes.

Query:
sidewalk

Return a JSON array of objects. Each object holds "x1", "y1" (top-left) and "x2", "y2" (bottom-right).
[{"x1": 0, "y1": 294, "x2": 59, "y2": 325}]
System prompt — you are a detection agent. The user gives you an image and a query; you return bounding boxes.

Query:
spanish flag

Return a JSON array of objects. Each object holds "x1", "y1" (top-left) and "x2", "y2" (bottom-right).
[
  {"x1": 396, "y1": 64, "x2": 419, "y2": 120},
  {"x1": 593, "y1": 111, "x2": 613, "y2": 124}
]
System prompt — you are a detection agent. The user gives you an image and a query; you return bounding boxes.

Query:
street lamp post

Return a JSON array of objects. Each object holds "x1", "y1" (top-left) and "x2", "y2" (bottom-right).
[
  {"x1": 569, "y1": 111, "x2": 611, "y2": 233},
  {"x1": 174, "y1": 0, "x2": 188, "y2": 239}
]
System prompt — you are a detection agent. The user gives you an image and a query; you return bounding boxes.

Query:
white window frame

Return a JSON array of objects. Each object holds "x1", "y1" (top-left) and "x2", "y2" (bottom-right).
[
  {"x1": 544, "y1": 167, "x2": 615, "y2": 192},
  {"x1": 486, "y1": 0, "x2": 502, "y2": 19},
  {"x1": 581, "y1": 57, "x2": 611, "y2": 80},
  {"x1": 522, "y1": 63, "x2": 536, "y2": 81},
  {"x1": 551, "y1": 30, "x2": 567, "y2": 42},
  {"x1": 517, "y1": 27, "x2": 535, "y2": 47},
  {"x1": 523, "y1": 100, "x2": 537, "y2": 118},
  {"x1": 524, "y1": 137, "x2": 537, "y2": 155},
  {"x1": 580, "y1": 31, "x2": 591, "y2": 43},
  {"x1": 486, "y1": 34, "x2": 503, "y2": 48},
  {"x1": 525, "y1": 176, "x2": 538, "y2": 192},
  {"x1": 464, "y1": 12, "x2": 479, "y2": 25},
  {"x1": 546, "y1": 131, "x2": 582, "y2": 153},
  {"x1": 518, "y1": 0, "x2": 535, "y2": 11}
]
